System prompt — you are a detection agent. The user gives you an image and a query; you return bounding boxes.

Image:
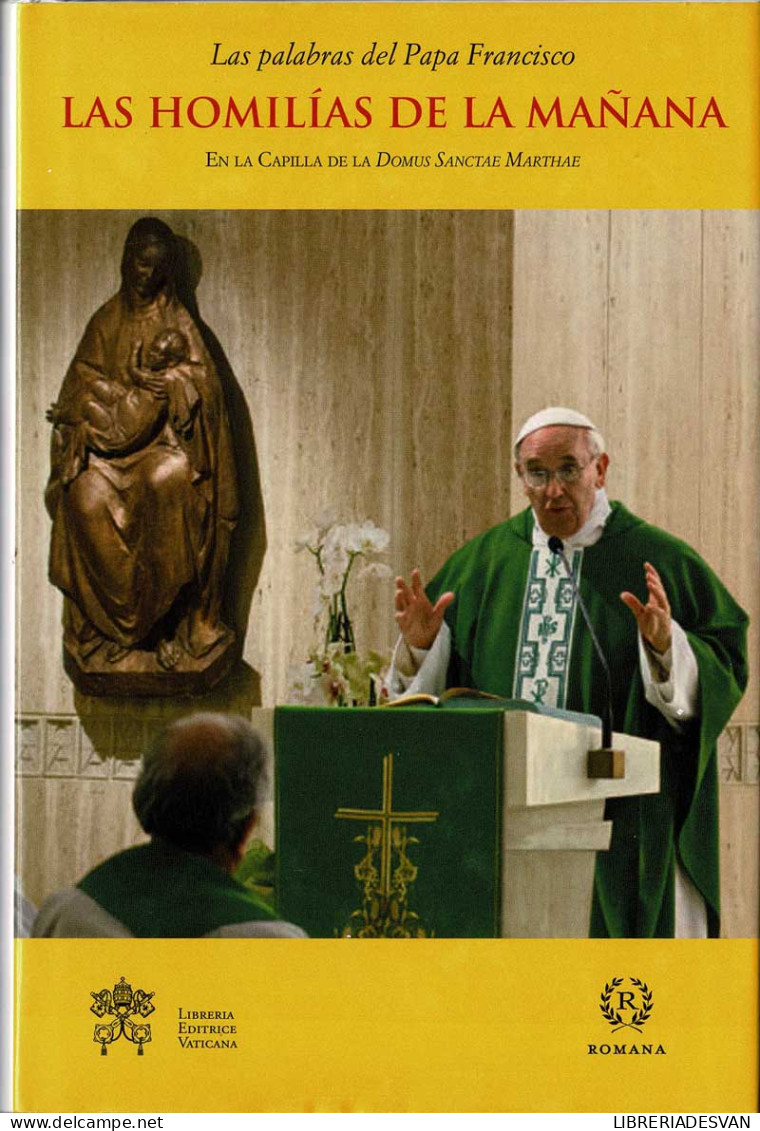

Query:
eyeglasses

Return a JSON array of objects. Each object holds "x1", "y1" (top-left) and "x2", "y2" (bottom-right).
[{"x1": 520, "y1": 460, "x2": 594, "y2": 490}]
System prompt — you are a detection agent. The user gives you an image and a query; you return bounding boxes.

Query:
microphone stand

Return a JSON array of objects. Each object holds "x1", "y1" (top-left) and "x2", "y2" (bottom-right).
[{"x1": 547, "y1": 535, "x2": 625, "y2": 779}]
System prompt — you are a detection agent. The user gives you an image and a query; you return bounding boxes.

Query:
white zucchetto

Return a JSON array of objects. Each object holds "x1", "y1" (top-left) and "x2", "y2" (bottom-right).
[{"x1": 514, "y1": 406, "x2": 599, "y2": 456}]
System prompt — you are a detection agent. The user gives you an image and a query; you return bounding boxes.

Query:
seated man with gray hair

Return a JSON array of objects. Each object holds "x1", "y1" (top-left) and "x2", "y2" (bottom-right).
[{"x1": 33, "y1": 713, "x2": 306, "y2": 938}]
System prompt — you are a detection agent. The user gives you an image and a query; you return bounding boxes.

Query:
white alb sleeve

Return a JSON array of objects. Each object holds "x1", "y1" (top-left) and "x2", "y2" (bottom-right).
[
  {"x1": 386, "y1": 621, "x2": 452, "y2": 698},
  {"x1": 638, "y1": 618, "x2": 699, "y2": 728}
]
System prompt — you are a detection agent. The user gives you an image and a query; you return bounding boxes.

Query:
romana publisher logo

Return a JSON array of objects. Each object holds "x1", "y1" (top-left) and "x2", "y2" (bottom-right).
[
  {"x1": 89, "y1": 976, "x2": 155, "y2": 1056},
  {"x1": 588, "y1": 977, "x2": 666, "y2": 1056}
]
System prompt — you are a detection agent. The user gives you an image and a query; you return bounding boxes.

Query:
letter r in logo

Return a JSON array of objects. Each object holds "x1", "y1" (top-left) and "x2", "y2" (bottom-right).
[{"x1": 617, "y1": 991, "x2": 636, "y2": 1010}]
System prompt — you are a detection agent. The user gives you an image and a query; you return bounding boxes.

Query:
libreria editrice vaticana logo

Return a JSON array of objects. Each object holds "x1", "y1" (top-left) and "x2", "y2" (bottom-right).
[{"x1": 89, "y1": 976, "x2": 155, "y2": 1055}]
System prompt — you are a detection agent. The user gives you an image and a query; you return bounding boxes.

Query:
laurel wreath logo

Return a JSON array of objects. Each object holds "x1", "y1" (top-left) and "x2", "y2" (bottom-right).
[{"x1": 599, "y1": 976, "x2": 653, "y2": 1033}]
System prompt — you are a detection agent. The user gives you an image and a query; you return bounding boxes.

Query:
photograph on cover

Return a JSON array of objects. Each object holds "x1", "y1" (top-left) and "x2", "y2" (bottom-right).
[{"x1": 15, "y1": 209, "x2": 758, "y2": 940}]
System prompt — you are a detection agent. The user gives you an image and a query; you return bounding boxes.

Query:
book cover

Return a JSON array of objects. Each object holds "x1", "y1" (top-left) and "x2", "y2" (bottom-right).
[{"x1": 10, "y1": 0, "x2": 759, "y2": 1114}]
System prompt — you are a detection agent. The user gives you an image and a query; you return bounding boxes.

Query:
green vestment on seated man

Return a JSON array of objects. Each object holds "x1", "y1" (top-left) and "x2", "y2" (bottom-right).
[{"x1": 78, "y1": 841, "x2": 281, "y2": 937}]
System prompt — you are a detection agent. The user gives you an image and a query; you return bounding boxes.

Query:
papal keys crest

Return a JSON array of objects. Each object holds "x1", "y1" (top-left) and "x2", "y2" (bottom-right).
[{"x1": 89, "y1": 976, "x2": 155, "y2": 1055}]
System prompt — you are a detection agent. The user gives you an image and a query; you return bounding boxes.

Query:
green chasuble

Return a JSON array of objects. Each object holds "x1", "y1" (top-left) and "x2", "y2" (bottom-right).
[
  {"x1": 426, "y1": 502, "x2": 749, "y2": 938},
  {"x1": 78, "y1": 841, "x2": 278, "y2": 937}
]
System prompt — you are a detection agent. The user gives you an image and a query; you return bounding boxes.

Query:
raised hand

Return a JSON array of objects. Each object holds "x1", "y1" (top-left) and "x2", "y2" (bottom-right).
[
  {"x1": 394, "y1": 568, "x2": 455, "y2": 650},
  {"x1": 620, "y1": 562, "x2": 672, "y2": 654}
]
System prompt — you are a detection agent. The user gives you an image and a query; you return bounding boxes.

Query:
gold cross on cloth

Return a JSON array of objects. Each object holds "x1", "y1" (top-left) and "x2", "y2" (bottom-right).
[{"x1": 334, "y1": 753, "x2": 439, "y2": 897}]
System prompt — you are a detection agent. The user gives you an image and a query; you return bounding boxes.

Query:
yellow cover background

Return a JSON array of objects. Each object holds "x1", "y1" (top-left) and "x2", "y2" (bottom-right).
[
  {"x1": 18, "y1": 2, "x2": 760, "y2": 209},
  {"x1": 15, "y1": 940, "x2": 759, "y2": 1112}
]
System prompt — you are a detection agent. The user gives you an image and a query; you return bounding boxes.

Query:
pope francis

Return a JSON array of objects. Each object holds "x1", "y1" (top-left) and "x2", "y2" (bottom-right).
[{"x1": 389, "y1": 407, "x2": 748, "y2": 939}]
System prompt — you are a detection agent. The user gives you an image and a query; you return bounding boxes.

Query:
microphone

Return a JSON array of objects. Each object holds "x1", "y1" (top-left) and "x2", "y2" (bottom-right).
[{"x1": 548, "y1": 535, "x2": 623, "y2": 777}]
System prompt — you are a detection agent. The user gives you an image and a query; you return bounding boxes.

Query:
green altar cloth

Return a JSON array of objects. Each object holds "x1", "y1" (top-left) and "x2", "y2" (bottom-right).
[{"x1": 275, "y1": 706, "x2": 507, "y2": 938}]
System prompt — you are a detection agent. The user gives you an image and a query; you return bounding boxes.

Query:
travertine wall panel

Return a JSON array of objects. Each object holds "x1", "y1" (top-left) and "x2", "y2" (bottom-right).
[
  {"x1": 607, "y1": 211, "x2": 703, "y2": 539},
  {"x1": 511, "y1": 211, "x2": 609, "y2": 442},
  {"x1": 700, "y1": 210, "x2": 760, "y2": 721},
  {"x1": 720, "y1": 785, "x2": 760, "y2": 938}
]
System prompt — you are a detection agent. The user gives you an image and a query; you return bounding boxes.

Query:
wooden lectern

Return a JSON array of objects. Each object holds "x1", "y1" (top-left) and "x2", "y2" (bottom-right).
[{"x1": 264, "y1": 704, "x2": 660, "y2": 938}]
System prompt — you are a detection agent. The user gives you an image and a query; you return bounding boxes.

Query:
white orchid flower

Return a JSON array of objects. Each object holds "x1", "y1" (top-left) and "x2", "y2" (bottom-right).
[
  {"x1": 320, "y1": 551, "x2": 349, "y2": 597},
  {"x1": 344, "y1": 520, "x2": 390, "y2": 555}
]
